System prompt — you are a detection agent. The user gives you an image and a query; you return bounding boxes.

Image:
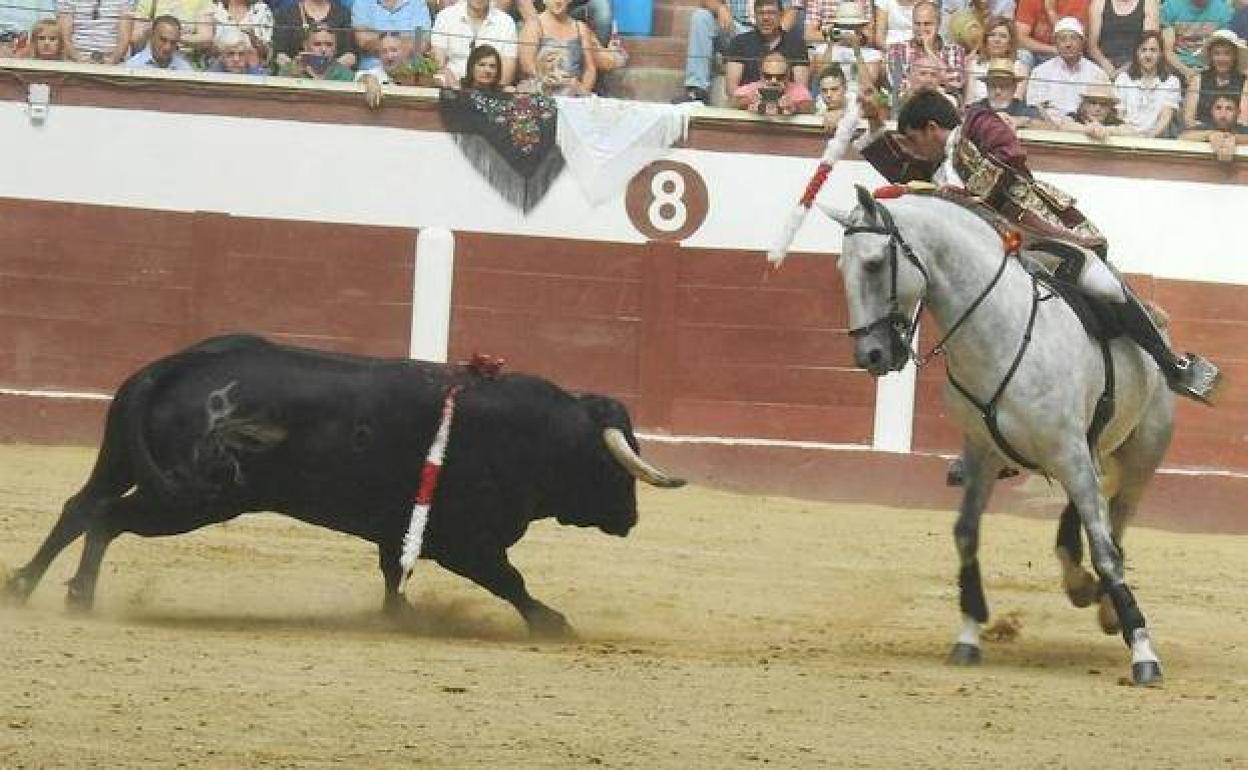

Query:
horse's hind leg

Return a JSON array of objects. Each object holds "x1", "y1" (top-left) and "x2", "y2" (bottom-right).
[
  {"x1": 3, "y1": 446, "x2": 134, "y2": 605},
  {"x1": 948, "y1": 442, "x2": 1004, "y2": 666},
  {"x1": 1056, "y1": 455, "x2": 1162, "y2": 686},
  {"x1": 1055, "y1": 502, "x2": 1098, "y2": 608},
  {"x1": 1096, "y1": 416, "x2": 1173, "y2": 637}
]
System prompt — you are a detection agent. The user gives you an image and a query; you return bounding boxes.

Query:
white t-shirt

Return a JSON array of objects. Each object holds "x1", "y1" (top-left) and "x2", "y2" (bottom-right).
[
  {"x1": 1114, "y1": 71, "x2": 1181, "y2": 133},
  {"x1": 1026, "y1": 56, "x2": 1108, "y2": 122},
  {"x1": 876, "y1": 0, "x2": 915, "y2": 45},
  {"x1": 431, "y1": 2, "x2": 518, "y2": 80}
]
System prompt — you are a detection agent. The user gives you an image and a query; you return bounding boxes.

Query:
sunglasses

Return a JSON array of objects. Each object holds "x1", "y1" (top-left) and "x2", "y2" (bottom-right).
[{"x1": 761, "y1": 73, "x2": 787, "y2": 82}]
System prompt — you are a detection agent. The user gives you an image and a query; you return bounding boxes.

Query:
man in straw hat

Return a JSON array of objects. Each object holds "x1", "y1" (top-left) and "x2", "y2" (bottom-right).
[
  {"x1": 851, "y1": 84, "x2": 1223, "y2": 404},
  {"x1": 969, "y1": 57, "x2": 1047, "y2": 129}
]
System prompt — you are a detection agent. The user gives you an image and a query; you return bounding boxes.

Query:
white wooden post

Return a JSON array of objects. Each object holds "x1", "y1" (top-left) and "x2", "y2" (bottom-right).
[
  {"x1": 409, "y1": 227, "x2": 455, "y2": 362},
  {"x1": 871, "y1": 325, "x2": 918, "y2": 453}
]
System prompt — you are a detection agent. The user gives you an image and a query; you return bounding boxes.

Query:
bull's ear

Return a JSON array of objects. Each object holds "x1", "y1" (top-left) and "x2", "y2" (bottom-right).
[{"x1": 854, "y1": 185, "x2": 878, "y2": 220}]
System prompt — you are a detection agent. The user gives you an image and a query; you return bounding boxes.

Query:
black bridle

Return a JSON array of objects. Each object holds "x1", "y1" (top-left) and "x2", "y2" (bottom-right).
[{"x1": 843, "y1": 204, "x2": 1011, "y2": 369}]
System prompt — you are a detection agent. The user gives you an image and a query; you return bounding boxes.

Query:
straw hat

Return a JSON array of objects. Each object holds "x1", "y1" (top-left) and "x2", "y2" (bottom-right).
[
  {"x1": 1199, "y1": 29, "x2": 1248, "y2": 71},
  {"x1": 979, "y1": 57, "x2": 1023, "y2": 82},
  {"x1": 1080, "y1": 81, "x2": 1119, "y2": 105},
  {"x1": 829, "y1": 0, "x2": 871, "y2": 28}
]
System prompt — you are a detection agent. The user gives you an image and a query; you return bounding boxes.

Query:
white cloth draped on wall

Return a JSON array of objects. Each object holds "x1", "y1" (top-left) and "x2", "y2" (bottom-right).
[{"x1": 554, "y1": 97, "x2": 692, "y2": 206}]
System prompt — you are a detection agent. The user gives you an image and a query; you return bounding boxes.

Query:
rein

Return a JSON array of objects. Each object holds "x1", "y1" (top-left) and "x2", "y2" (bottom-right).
[
  {"x1": 844, "y1": 202, "x2": 1043, "y2": 470},
  {"x1": 844, "y1": 204, "x2": 1012, "y2": 369}
]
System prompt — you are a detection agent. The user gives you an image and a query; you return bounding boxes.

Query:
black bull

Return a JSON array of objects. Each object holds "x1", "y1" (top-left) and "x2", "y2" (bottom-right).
[{"x1": 2, "y1": 335, "x2": 684, "y2": 637}]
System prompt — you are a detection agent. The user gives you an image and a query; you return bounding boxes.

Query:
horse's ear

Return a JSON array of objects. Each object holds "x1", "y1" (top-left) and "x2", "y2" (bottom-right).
[
  {"x1": 816, "y1": 202, "x2": 855, "y2": 229},
  {"x1": 854, "y1": 185, "x2": 879, "y2": 220}
]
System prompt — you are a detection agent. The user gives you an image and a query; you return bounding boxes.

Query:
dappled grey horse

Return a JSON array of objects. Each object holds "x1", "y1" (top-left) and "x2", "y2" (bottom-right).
[{"x1": 822, "y1": 186, "x2": 1174, "y2": 686}]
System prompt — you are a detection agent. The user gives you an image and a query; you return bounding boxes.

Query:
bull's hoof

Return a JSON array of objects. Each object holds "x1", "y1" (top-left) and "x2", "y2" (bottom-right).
[
  {"x1": 2, "y1": 571, "x2": 35, "y2": 606},
  {"x1": 947, "y1": 642, "x2": 982, "y2": 666},
  {"x1": 1131, "y1": 661, "x2": 1163, "y2": 687},
  {"x1": 65, "y1": 580, "x2": 95, "y2": 613},
  {"x1": 526, "y1": 608, "x2": 577, "y2": 641}
]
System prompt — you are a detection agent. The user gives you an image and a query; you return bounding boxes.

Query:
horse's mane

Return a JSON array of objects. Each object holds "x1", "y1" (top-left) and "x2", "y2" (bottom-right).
[{"x1": 881, "y1": 195, "x2": 1007, "y2": 260}]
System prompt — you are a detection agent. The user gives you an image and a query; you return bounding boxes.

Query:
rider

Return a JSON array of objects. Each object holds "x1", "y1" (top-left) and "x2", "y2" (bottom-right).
[{"x1": 852, "y1": 87, "x2": 1222, "y2": 406}]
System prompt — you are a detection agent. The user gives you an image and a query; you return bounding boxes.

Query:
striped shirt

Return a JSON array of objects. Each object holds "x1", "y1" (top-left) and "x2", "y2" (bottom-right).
[{"x1": 57, "y1": 0, "x2": 135, "y2": 56}]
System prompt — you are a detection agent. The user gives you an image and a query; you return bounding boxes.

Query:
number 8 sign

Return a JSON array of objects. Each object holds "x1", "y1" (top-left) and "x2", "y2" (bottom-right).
[{"x1": 625, "y1": 161, "x2": 709, "y2": 242}]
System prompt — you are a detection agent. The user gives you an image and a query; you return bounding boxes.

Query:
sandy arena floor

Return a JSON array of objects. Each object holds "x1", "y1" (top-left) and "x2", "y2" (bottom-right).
[{"x1": 1, "y1": 444, "x2": 1246, "y2": 768}]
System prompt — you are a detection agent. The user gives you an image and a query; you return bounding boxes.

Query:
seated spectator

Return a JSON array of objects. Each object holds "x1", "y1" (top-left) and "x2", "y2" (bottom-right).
[
  {"x1": 432, "y1": 0, "x2": 518, "y2": 88},
  {"x1": 1179, "y1": 90, "x2": 1248, "y2": 161},
  {"x1": 1085, "y1": 0, "x2": 1157, "y2": 77},
  {"x1": 126, "y1": 14, "x2": 194, "y2": 69},
  {"x1": 885, "y1": 1, "x2": 965, "y2": 104},
  {"x1": 1014, "y1": 0, "x2": 1091, "y2": 66},
  {"x1": 210, "y1": 27, "x2": 266, "y2": 73},
  {"x1": 804, "y1": 2, "x2": 884, "y2": 92},
  {"x1": 965, "y1": 16, "x2": 1032, "y2": 102},
  {"x1": 360, "y1": 31, "x2": 422, "y2": 108},
  {"x1": 131, "y1": 0, "x2": 216, "y2": 62},
  {"x1": 518, "y1": 0, "x2": 597, "y2": 96},
  {"x1": 493, "y1": 0, "x2": 612, "y2": 46},
  {"x1": 1026, "y1": 17, "x2": 1109, "y2": 124},
  {"x1": 27, "y1": 17, "x2": 66, "y2": 59},
  {"x1": 674, "y1": 0, "x2": 799, "y2": 105},
  {"x1": 724, "y1": 0, "x2": 809, "y2": 99},
  {"x1": 272, "y1": 0, "x2": 355, "y2": 72},
  {"x1": 352, "y1": 0, "x2": 431, "y2": 71},
  {"x1": 57, "y1": 0, "x2": 133, "y2": 64},
  {"x1": 1161, "y1": 0, "x2": 1233, "y2": 82},
  {"x1": 902, "y1": 50, "x2": 960, "y2": 103},
  {"x1": 1059, "y1": 79, "x2": 1135, "y2": 138},
  {"x1": 461, "y1": 41, "x2": 506, "y2": 90},
  {"x1": 280, "y1": 21, "x2": 355, "y2": 79},
  {"x1": 1114, "y1": 30, "x2": 1180, "y2": 137},
  {"x1": 732, "y1": 49, "x2": 814, "y2": 115},
  {"x1": 1, "y1": 0, "x2": 54, "y2": 58},
  {"x1": 1182, "y1": 29, "x2": 1247, "y2": 129},
  {"x1": 211, "y1": 0, "x2": 272, "y2": 67},
  {"x1": 815, "y1": 62, "x2": 849, "y2": 130},
  {"x1": 969, "y1": 57, "x2": 1048, "y2": 128}
]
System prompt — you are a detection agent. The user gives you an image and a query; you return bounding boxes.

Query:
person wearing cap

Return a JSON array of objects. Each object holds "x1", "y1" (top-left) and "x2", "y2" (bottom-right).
[
  {"x1": 1180, "y1": 28, "x2": 1247, "y2": 128},
  {"x1": 1160, "y1": 0, "x2": 1233, "y2": 80},
  {"x1": 969, "y1": 57, "x2": 1047, "y2": 128},
  {"x1": 1014, "y1": 0, "x2": 1089, "y2": 63},
  {"x1": 1025, "y1": 16, "x2": 1109, "y2": 124},
  {"x1": 852, "y1": 86, "x2": 1222, "y2": 404}
]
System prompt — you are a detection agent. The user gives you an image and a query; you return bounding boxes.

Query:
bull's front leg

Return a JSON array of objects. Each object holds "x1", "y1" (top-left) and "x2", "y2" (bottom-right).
[
  {"x1": 436, "y1": 549, "x2": 576, "y2": 640},
  {"x1": 377, "y1": 541, "x2": 411, "y2": 617}
]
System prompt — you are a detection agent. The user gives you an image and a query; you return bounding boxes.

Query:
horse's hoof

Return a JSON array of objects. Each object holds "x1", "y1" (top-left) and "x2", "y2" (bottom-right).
[
  {"x1": 1131, "y1": 661, "x2": 1163, "y2": 687},
  {"x1": 527, "y1": 608, "x2": 578, "y2": 641},
  {"x1": 1064, "y1": 572, "x2": 1099, "y2": 608},
  {"x1": 947, "y1": 642, "x2": 982, "y2": 666}
]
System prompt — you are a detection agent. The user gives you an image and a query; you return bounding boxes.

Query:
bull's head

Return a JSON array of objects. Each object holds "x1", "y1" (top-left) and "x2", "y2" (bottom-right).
[{"x1": 555, "y1": 395, "x2": 685, "y2": 536}]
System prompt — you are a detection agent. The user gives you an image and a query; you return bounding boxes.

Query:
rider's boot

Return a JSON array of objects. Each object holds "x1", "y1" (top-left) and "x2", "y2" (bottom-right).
[{"x1": 1113, "y1": 292, "x2": 1223, "y2": 406}]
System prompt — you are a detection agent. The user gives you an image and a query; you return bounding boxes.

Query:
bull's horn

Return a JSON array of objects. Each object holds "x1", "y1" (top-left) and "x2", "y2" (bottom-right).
[{"x1": 602, "y1": 429, "x2": 686, "y2": 489}]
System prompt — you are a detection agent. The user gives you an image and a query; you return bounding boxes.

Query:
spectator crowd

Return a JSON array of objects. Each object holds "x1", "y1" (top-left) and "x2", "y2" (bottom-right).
[
  {"x1": 672, "y1": 0, "x2": 1247, "y2": 157},
  {"x1": 0, "y1": 0, "x2": 1243, "y2": 156}
]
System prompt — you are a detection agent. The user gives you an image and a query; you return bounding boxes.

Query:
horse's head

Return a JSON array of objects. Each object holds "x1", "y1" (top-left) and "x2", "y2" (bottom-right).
[{"x1": 820, "y1": 185, "x2": 928, "y2": 375}]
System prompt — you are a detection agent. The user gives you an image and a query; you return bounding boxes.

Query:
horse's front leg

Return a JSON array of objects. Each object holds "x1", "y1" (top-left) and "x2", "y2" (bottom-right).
[
  {"x1": 948, "y1": 441, "x2": 1004, "y2": 666},
  {"x1": 1056, "y1": 458, "x2": 1163, "y2": 686}
]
